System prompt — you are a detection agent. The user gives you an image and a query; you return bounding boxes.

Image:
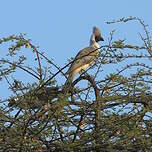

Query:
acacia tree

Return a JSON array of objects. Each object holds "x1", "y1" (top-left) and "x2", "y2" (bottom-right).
[{"x1": 0, "y1": 17, "x2": 152, "y2": 151}]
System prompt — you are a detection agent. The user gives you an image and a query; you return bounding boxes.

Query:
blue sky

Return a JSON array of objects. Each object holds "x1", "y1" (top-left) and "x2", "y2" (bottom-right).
[
  {"x1": 1, "y1": 0, "x2": 152, "y2": 63},
  {"x1": 1, "y1": 0, "x2": 152, "y2": 98}
]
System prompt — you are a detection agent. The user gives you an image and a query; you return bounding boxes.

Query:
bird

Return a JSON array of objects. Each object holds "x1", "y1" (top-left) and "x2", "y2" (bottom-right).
[
  {"x1": 9, "y1": 87, "x2": 61, "y2": 109},
  {"x1": 65, "y1": 26, "x2": 104, "y2": 84}
]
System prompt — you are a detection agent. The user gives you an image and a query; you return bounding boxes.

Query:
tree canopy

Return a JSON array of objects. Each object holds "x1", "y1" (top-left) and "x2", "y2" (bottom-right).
[{"x1": 0, "y1": 17, "x2": 152, "y2": 151}]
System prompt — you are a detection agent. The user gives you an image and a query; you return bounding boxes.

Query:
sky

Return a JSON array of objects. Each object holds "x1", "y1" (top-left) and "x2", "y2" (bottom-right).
[{"x1": 0, "y1": 0, "x2": 152, "y2": 99}]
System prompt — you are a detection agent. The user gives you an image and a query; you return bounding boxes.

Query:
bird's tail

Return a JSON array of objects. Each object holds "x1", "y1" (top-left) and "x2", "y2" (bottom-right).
[{"x1": 63, "y1": 73, "x2": 74, "y2": 93}]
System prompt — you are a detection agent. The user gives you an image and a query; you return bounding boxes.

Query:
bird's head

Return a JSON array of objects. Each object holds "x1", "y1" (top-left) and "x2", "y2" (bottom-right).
[{"x1": 93, "y1": 26, "x2": 104, "y2": 42}]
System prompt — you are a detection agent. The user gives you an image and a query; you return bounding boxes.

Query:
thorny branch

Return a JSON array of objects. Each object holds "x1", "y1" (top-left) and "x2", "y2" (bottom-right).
[{"x1": 0, "y1": 17, "x2": 152, "y2": 151}]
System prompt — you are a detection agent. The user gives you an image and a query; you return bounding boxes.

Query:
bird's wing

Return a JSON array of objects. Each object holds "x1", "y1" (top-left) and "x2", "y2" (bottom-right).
[{"x1": 66, "y1": 46, "x2": 99, "y2": 74}]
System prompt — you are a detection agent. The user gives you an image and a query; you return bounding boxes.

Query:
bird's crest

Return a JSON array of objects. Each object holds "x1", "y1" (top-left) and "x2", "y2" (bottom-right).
[{"x1": 93, "y1": 26, "x2": 104, "y2": 42}]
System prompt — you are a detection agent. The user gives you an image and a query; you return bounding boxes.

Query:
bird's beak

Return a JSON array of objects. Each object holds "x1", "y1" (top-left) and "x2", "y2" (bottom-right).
[
  {"x1": 100, "y1": 37, "x2": 104, "y2": 41},
  {"x1": 95, "y1": 36, "x2": 104, "y2": 42}
]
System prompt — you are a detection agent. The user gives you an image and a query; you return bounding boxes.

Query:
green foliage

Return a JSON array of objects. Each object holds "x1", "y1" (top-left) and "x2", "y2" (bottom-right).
[{"x1": 0, "y1": 17, "x2": 152, "y2": 151}]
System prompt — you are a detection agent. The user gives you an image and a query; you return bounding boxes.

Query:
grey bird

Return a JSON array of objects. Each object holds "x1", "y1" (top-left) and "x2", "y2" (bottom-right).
[
  {"x1": 9, "y1": 87, "x2": 61, "y2": 109},
  {"x1": 65, "y1": 26, "x2": 104, "y2": 83}
]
